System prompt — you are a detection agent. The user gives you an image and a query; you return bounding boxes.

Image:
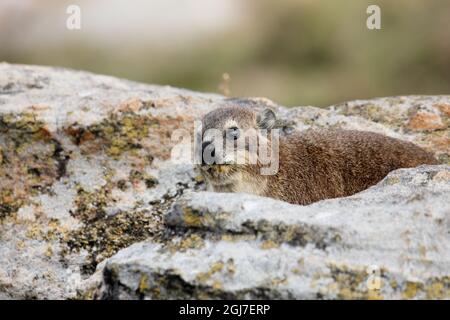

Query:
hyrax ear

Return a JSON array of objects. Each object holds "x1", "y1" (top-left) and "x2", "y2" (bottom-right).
[{"x1": 257, "y1": 108, "x2": 276, "y2": 130}]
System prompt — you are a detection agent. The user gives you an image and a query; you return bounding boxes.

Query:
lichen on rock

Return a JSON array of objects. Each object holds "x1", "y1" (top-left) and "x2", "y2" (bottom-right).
[{"x1": 0, "y1": 112, "x2": 69, "y2": 218}]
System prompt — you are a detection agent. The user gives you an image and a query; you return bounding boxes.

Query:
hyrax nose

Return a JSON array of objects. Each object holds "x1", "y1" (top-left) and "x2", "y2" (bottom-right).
[{"x1": 201, "y1": 141, "x2": 215, "y2": 165}]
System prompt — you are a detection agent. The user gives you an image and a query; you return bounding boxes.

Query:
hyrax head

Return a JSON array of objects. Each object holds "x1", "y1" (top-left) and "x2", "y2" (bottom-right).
[{"x1": 198, "y1": 106, "x2": 277, "y2": 186}]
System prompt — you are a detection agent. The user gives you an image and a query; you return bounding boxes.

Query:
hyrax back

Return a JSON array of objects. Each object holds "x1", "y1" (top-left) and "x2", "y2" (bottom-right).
[
  {"x1": 265, "y1": 129, "x2": 438, "y2": 205},
  {"x1": 199, "y1": 106, "x2": 438, "y2": 205}
]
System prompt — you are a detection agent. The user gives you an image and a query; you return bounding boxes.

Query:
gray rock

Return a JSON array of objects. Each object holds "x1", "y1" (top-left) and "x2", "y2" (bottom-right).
[
  {"x1": 0, "y1": 63, "x2": 449, "y2": 299},
  {"x1": 0, "y1": 63, "x2": 218, "y2": 299},
  {"x1": 100, "y1": 165, "x2": 450, "y2": 299}
]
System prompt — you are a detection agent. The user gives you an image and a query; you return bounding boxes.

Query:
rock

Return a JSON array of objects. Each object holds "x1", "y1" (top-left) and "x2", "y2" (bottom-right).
[
  {"x1": 407, "y1": 111, "x2": 445, "y2": 131},
  {"x1": 100, "y1": 165, "x2": 450, "y2": 300},
  {"x1": 0, "y1": 63, "x2": 449, "y2": 299},
  {"x1": 0, "y1": 63, "x2": 220, "y2": 299}
]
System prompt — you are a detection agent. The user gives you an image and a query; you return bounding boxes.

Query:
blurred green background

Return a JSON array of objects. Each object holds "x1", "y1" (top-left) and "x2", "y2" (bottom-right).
[{"x1": 1, "y1": 0, "x2": 449, "y2": 107}]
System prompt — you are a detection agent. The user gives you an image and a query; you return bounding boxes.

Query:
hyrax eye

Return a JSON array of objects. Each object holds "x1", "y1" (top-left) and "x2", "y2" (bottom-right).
[{"x1": 226, "y1": 126, "x2": 240, "y2": 140}]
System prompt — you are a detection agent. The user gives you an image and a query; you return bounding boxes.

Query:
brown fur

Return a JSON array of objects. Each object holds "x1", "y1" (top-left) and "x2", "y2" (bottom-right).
[
  {"x1": 244, "y1": 129, "x2": 438, "y2": 205},
  {"x1": 199, "y1": 107, "x2": 438, "y2": 205}
]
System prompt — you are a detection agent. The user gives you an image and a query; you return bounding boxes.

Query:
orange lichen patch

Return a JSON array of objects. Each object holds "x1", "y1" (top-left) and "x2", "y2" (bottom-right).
[
  {"x1": 115, "y1": 97, "x2": 184, "y2": 111},
  {"x1": 64, "y1": 126, "x2": 81, "y2": 141},
  {"x1": 407, "y1": 112, "x2": 446, "y2": 131},
  {"x1": 116, "y1": 98, "x2": 144, "y2": 113},
  {"x1": 0, "y1": 113, "x2": 68, "y2": 217},
  {"x1": 35, "y1": 126, "x2": 53, "y2": 141},
  {"x1": 433, "y1": 170, "x2": 450, "y2": 182},
  {"x1": 78, "y1": 130, "x2": 95, "y2": 144},
  {"x1": 435, "y1": 103, "x2": 450, "y2": 116},
  {"x1": 144, "y1": 115, "x2": 194, "y2": 160},
  {"x1": 421, "y1": 134, "x2": 450, "y2": 163},
  {"x1": 29, "y1": 104, "x2": 51, "y2": 112},
  {"x1": 428, "y1": 136, "x2": 450, "y2": 152},
  {"x1": 0, "y1": 144, "x2": 58, "y2": 216},
  {"x1": 65, "y1": 127, "x2": 96, "y2": 146},
  {"x1": 260, "y1": 240, "x2": 279, "y2": 250},
  {"x1": 151, "y1": 95, "x2": 209, "y2": 109}
]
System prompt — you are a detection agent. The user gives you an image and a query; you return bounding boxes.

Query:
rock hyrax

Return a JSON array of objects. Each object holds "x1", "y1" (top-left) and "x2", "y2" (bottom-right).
[{"x1": 198, "y1": 106, "x2": 438, "y2": 205}]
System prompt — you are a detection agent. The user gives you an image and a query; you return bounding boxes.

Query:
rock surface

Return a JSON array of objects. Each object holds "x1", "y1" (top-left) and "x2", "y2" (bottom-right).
[
  {"x1": 0, "y1": 63, "x2": 449, "y2": 299},
  {"x1": 101, "y1": 165, "x2": 450, "y2": 299}
]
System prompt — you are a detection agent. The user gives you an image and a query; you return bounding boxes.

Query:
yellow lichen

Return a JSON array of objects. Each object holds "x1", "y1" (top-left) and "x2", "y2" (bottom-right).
[
  {"x1": 196, "y1": 261, "x2": 224, "y2": 283},
  {"x1": 138, "y1": 274, "x2": 149, "y2": 293},
  {"x1": 16, "y1": 240, "x2": 26, "y2": 250},
  {"x1": 210, "y1": 262, "x2": 224, "y2": 273},
  {"x1": 271, "y1": 277, "x2": 288, "y2": 286},
  {"x1": 426, "y1": 281, "x2": 449, "y2": 299},
  {"x1": 402, "y1": 282, "x2": 420, "y2": 299},
  {"x1": 107, "y1": 146, "x2": 122, "y2": 157},
  {"x1": 390, "y1": 279, "x2": 398, "y2": 290},
  {"x1": 328, "y1": 263, "x2": 370, "y2": 299},
  {"x1": 260, "y1": 240, "x2": 279, "y2": 250},
  {"x1": 291, "y1": 268, "x2": 301, "y2": 275},
  {"x1": 26, "y1": 223, "x2": 43, "y2": 239},
  {"x1": 367, "y1": 289, "x2": 383, "y2": 300},
  {"x1": 67, "y1": 181, "x2": 166, "y2": 273},
  {"x1": 183, "y1": 208, "x2": 203, "y2": 227},
  {"x1": 386, "y1": 176, "x2": 400, "y2": 185},
  {"x1": 178, "y1": 234, "x2": 205, "y2": 250},
  {"x1": 45, "y1": 245, "x2": 53, "y2": 258},
  {"x1": 212, "y1": 281, "x2": 222, "y2": 290},
  {"x1": 194, "y1": 174, "x2": 204, "y2": 183},
  {"x1": 0, "y1": 112, "x2": 66, "y2": 218}
]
